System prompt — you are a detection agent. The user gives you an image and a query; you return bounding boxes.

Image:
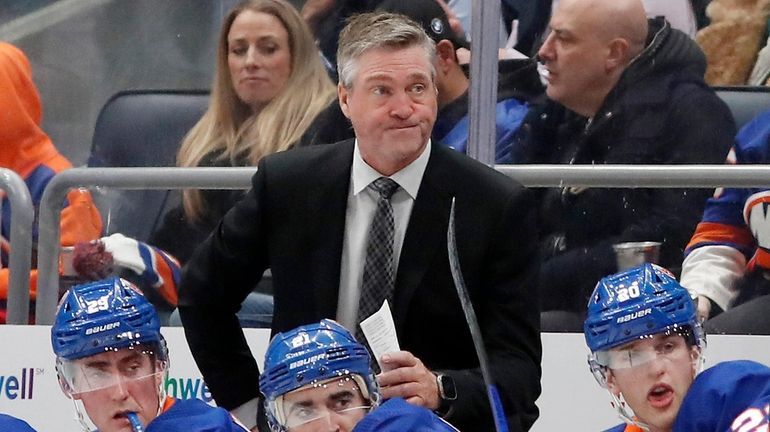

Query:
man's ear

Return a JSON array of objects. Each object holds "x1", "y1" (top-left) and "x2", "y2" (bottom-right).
[
  {"x1": 690, "y1": 346, "x2": 701, "y2": 377},
  {"x1": 435, "y1": 39, "x2": 458, "y2": 72},
  {"x1": 605, "y1": 38, "x2": 630, "y2": 72},
  {"x1": 605, "y1": 370, "x2": 621, "y2": 397},
  {"x1": 338, "y1": 83, "x2": 351, "y2": 119}
]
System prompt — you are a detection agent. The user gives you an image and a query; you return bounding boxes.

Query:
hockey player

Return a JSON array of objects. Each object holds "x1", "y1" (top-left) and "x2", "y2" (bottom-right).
[
  {"x1": 51, "y1": 277, "x2": 248, "y2": 432},
  {"x1": 259, "y1": 319, "x2": 458, "y2": 432},
  {"x1": 583, "y1": 263, "x2": 706, "y2": 432}
]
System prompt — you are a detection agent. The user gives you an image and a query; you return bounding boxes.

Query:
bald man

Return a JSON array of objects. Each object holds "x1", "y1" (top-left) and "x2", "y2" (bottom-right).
[{"x1": 512, "y1": 0, "x2": 736, "y2": 329}]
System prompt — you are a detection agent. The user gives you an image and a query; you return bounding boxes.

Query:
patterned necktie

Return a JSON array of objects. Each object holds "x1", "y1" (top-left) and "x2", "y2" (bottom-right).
[{"x1": 356, "y1": 177, "x2": 399, "y2": 345}]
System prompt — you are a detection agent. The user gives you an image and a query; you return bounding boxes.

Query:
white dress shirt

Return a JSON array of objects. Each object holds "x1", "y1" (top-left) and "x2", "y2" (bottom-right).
[
  {"x1": 233, "y1": 140, "x2": 431, "y2": 428},
  {"x1": 336, "y1": 139, "x2": 431, "y2": 331}
]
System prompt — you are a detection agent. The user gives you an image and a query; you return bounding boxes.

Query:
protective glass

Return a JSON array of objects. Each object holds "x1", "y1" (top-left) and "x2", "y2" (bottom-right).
[
  {"x1": 594, "y1": 330, "x2": 693, "y2": 370},
  {"x1": 58, "y1": 344, "x2": 168, "y2": 395},
  {"x1": 280, "y1": 375, "x2": 371, "y2": 431}
]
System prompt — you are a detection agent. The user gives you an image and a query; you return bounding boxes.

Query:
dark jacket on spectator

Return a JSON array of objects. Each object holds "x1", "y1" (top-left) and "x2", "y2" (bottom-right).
[{"x1": 514, "y1": 18, "x2": 735, "y2": 312}]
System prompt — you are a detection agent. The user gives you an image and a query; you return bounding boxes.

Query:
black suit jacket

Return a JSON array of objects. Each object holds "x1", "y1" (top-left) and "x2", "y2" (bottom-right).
[{"x1": 179, "y1": 140, "x2": 541, "y2": 431}]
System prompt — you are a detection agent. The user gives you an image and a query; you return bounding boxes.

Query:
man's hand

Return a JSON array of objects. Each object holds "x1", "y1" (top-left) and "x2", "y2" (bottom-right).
[
  {"x1": 696, "y1": 295, "x2": 712, "y2": 322},
  {"x1": 377, "y1": 350, "x2": 440, "y2": 410}
]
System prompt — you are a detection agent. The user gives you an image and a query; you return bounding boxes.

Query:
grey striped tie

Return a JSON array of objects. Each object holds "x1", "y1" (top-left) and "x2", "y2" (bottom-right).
[{"x1": 356, "y1": 177, "x2": 399, "y2": 345}]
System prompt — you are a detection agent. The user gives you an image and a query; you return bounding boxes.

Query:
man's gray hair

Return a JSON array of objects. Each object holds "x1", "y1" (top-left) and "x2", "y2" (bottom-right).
[{"x1": 336, "y1": 12, "x2": 437, "y2": 89}]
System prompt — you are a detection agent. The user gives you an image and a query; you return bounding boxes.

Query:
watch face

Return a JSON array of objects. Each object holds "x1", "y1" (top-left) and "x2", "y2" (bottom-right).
[{"x1": 439, "y1": 374, "x2": 457, "y2": 400}]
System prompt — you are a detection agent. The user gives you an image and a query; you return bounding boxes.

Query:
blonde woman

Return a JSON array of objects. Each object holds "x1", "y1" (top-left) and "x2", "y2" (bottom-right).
[
  {"x1": 152, "y1": 0, "x2": 348, "y2": 327},
  {"x1": 153, "y1": 0, "x2": 343, "y2": 264}
]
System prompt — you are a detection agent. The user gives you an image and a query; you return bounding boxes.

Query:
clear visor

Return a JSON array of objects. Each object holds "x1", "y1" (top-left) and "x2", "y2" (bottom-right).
[
  {"x1": 594, "y1": 327, "x2": 697, "y2": 370},
  {"x1": 276, "y1": 375, "x2": 372, "y2": 431},
  {"x1": 285, "y1": 406, "x2": 370, "y2": 431},
  {"x1": 58, "y1": 344, "x2": 168, "y2": 395}
]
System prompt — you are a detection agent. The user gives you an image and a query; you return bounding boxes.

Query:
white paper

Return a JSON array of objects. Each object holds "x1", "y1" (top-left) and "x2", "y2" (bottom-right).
[{"x1": 360, "y1": 300, "x2": 400, "y2": 368}]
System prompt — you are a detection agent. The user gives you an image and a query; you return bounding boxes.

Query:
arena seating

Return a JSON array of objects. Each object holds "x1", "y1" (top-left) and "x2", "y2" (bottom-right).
[
  {"x1": 715, "y1": 86, "x2": 770, "y2": 129},
  {"x1": 88, "y1": 90, "x2": 209, "y2": 241}
]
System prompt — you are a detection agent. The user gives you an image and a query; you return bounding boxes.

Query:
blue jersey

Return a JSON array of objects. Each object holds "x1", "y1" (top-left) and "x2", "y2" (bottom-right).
[
  {"x1": 352, "y1": 398, "x2": 459, "y2": 432},
  {"x1": 685, "y1": 110, "x2": 770, "y2": 266},
  {"x1": 0, "y1": 414, "x2": 36, "y2": 432},
  {"x1": 146, "y1": 398, "x2": 248, "y2": 432},
  {"x1": 673, "y1": 360, "x2": 770, "y2": 432}
]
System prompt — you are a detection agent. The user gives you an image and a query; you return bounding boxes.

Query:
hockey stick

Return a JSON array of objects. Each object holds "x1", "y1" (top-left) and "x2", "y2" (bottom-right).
[{"x1": 447, "y1": 198, "x2": 509, "y2": 432}]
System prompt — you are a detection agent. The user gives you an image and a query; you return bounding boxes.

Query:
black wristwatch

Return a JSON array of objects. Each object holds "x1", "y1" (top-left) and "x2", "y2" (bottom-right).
[{"x1": 436, "y1": 373, "x2": 457, "y2": 416}]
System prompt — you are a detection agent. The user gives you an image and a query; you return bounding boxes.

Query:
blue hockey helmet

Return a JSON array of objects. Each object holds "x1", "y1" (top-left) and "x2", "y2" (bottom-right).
[
  {"x1": 52, "y1": 278, "x2": 169, "y2": 428},
  {"x1": 260, "y1": 319, "x2": 380, "y2": 431},
  {"x1": 51, "y1": 277, "x2": 165, "y2": 360},
  {"x1": 584, "y1": 263, "x2": 702, "y2": 354}
]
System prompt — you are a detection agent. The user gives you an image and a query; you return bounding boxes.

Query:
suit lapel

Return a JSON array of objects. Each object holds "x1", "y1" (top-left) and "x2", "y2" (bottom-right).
[
  {"x1": 309, "y1": 140, "x2": 355, "y2": 318},
  {"x1": 393, "y1": 145, "x2": 452, "y2": 331}
]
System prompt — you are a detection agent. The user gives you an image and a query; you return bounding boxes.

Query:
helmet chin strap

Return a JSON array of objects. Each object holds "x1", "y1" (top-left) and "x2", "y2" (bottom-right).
[{"x1": 608, "y1": 390, "x2": 651, "y2": 432}]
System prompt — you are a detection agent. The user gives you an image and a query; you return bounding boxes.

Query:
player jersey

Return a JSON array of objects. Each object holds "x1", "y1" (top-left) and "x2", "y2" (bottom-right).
[
  {"x1": 673, "y1": 360, "x2": 770, "y2": 431},
  {"x1": 0, "y1": 414, "x2": 36, "y2": 432},
  {"x1": 146, "y1": 397, "x2": 249, "y2": 432},
  {"x1": 604, "y1": 422, "x2": 644, "y2": 431},
  {"x1": 680, "y1": 110, "x2": 770, "y2": 310},
  {"x1": 352, "y1": 398, "x2": 459, "y2": 432},
  {"x1": 684, "y1": 110, "x2": 770, "y2": 264}
]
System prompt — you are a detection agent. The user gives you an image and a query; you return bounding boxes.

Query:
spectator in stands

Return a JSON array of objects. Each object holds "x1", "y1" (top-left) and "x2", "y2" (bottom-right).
[
  {"x1": 152, "y1": 0, "x2": 339, "y2": 265},
  {"x1": 584, "y1": 263, "x2": 706, "y2": 432},
  {"x1": 377, "y1": 0, "x2": 544, "y2": 164},
  {"x1": 179, "y1": 12, "x2": 540, "y2": 432},
  {"x1": 0, "y1": 41, "x2": 102, "y2": 324},
  {"x1": 681, "y1": 109, "x2": 770, "y2": 334},
  {"x1": 51, "y1": 277, "x2": 248, "y2": 432},
  {"x1": 695, "y1": 0, "x2": 770, "y2": 86},
  {"x1": 143, "y1": 0, "x2": 351, "y2": 326},
  {"x1": 260, "y1": 319, "x2": 458, "y2": 432},
  {"x1": 514, "y1": 0, "x2": 735, "y2": 327},
  {"x1": 0, "y1": 415, "x2": 36, "y2": 432},
  {"x1": 301, "y1": 0, "x2": 393, "y2": 76}
]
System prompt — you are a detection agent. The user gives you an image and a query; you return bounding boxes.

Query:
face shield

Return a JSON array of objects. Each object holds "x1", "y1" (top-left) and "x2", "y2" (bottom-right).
[
  {"x1": 57, "y1": 343, "x2": 169, "y2": 396},
  {"x1": 588, "y1": 324, "x2": 705, "y2": 384},
  {"x1": 587, "y1": 324, "x2": 706, "y2": 430},
  {"x1": 56, "y1": 343, "x2": 169, "y2": 432},
  {"x1": 267, "y1": 374, "x2": 373, "y2": 432}
]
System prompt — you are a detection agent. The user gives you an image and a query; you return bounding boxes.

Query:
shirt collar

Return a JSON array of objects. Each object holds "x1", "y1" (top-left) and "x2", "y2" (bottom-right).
[{"x1": 351, "y1": 139, "x2": 431, "y2": 199}]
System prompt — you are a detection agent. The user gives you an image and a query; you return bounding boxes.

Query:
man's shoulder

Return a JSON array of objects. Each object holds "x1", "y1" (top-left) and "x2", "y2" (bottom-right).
[
  {"x1": 148, "y1": 398, "x2": 247, "y2": 431},
  {"x1": 267, "y1": 139, "x2": 354, "y2": 164},
  {"x1": 352, "y1": 398, "x2": 459, "y2": 432},
  {"x1": 258, "y1": 139, "x2": 355, "y2": 182},
  {"x1": 674, "y1": 360, "x2": 770, "y2": 431},
  {"x1": 0, "y1": 414, "x2": 36, "y2": 432},
  {"x1": 430, "y1": 144, "x2": 523, "y2": 194}
]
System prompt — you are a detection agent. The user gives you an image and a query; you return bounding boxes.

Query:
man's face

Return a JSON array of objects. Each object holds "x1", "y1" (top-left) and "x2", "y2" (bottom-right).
[
  {"x1": 606, "y1": 333, "x2": 699, "y2": 432},
  {"x1": 72, "y1": 348, "x2": 163, "y2": 432},
  {"x1": 281, "y1": 375, "x2": 370, "y2": 432},
  {"x1": 537, "y1": 0, "x2": 612, "y2": 114},
  {"x1": 339, "y1": 45, "x2": 437, "y2": 176}
]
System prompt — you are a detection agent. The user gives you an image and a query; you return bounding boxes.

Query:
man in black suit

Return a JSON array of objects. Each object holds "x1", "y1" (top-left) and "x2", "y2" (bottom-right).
[{"x1": 179, "y1": 12, "x2": 540, "y2": 432}]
